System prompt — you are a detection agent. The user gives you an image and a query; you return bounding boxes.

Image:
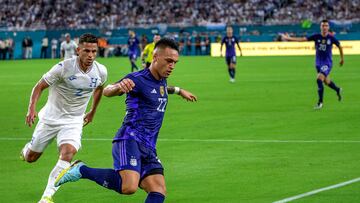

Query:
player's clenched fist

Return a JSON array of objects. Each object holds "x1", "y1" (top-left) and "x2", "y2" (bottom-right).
[
  {"x1": 103, "y1": 78, "x2": 135, "y2": 97},
  {"x1": 117, "y1": 78, "x2": 135, "y2": 93}
]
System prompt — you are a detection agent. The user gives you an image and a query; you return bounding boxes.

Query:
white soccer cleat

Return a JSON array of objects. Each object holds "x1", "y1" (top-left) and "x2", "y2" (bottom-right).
[
  {"x1": 20, "y1": 143, "x2": 30, "y2": 161},
  {"x1": 229, "y1": 78, "x2": 236, "y2": 83},
  {"x1": 38, "y1": 196, "x2": 54, "y2": 203},
  {"x1": 314, "y1": 102, "x2": 323, "y2": 110}
]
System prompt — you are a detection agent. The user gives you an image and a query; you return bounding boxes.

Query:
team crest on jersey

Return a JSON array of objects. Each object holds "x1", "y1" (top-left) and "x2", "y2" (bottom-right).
[
  {"x1": 130, "y1": 158, "x2": 137, "y2": 166},
  {"x1": 160, "y1": 86, "x2": 165, "y2": 96},
  {"x1": 322, "y1": 39, "x2": 326, "y2": 44},
  {"x1": 327, "y1": 39, "x2": 331, "y2": 45}
]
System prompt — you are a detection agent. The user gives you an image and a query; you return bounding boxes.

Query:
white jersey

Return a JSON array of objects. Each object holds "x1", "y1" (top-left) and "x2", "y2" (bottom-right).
[
  {"x1": 60, "y1": 40, "x2": 77, "y2": 59},
  {"x1": 39, "y1": 57, "x2": 107, "y2": 125}
]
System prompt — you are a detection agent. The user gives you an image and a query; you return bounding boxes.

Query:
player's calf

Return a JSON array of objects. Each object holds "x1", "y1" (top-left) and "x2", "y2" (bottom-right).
[{"x1": 24, "y1": 150, "x2": 42, "y2": 163}]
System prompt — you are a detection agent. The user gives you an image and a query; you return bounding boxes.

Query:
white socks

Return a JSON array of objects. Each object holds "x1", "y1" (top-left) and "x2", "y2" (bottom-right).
[
  {"x1": 41, "y1": 159, "x2": 71, "y2": 198},
  {"x1": 21, "y1": 142, "x2": 30, "y2": 158}
]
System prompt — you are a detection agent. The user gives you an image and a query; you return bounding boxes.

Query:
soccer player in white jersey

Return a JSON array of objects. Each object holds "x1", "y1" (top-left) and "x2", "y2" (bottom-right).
[
  {"x1": 20, "y1": 33, "x2": 108, "y2": 203},
  {"x1": 60, "y1": 33, "x2": 78, "y2": 59}
]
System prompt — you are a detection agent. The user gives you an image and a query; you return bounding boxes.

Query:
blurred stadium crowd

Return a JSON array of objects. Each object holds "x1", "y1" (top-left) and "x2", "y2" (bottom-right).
[{"x1": 0, "y1": 0, "x2": 359, "y2": 30}]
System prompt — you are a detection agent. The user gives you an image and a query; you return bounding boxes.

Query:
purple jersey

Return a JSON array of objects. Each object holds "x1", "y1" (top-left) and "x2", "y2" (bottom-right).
[
  {"x1": 221, "y1": 36, "x2": 239, "y2": 57},
  {"x1": 307, "y1": 34, "x2": 340, "y2": 67},
  {"x1": 128, "y1": 36, "x2": 140, "y2": 53},
  {"x1": 114, "y1": 68, "x2": 168, "y2": 150}
]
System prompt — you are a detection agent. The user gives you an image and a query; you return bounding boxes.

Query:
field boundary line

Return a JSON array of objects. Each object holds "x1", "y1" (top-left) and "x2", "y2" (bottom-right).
[
  {"x1": 273, "y1": 177, "x2": 360, "y2": 203},
  {"x1": 1, "y1": 137, "x2": 360, "y2": 143}
]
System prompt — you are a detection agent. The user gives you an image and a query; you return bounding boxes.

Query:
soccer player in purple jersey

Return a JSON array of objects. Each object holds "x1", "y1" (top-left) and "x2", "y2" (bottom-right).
[
  {"x1": 55, "y1": 38, "x2": 197, "y2": 203},
  {"x1": 220, "y1": 27, "x2": 243, "y2": 83},
  {"x1": 128, "y1": 30, "x2": 142, "y2": 72},
  {"x1": 281, "y1": 20, "x2": 344, "y2": 109}
]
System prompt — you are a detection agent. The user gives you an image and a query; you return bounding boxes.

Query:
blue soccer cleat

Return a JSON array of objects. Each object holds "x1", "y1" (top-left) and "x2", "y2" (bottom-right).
[{"x1": 55, "y1": 160, "x2": 85, "y2": 187}]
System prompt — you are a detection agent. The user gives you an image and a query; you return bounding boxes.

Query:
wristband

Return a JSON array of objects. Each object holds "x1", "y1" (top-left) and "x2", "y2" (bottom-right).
[{"x1": 174, "y1": 87, "x2": 181, "y2": 94}]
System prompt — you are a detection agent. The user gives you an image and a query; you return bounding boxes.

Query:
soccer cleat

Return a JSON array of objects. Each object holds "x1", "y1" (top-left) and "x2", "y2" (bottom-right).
[
  {"x1": 20, "y1": 143, "x2": 30, "y2": 161},
  {"x1": 314, "y1": 102, "x2": 323, "y2": 110},
  {"x1": 54, "y1": 160, "x2": 84, "y2": 187},
  {"x1": 38, "y1": 196, "x2": 54, "y2": 203},
  {"x1": 19, "y1": 151, "x2": 25, "y2": 161},
  {"x1": 337, "y1": 88, "x2": 342, "y2": 101},
  {"x1": 229, "y1": 78, "x2": 236, "y2": 83}
]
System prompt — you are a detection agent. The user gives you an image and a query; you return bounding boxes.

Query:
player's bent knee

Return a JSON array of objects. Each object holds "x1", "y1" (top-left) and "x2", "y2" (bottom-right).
[
  {"x1": 59, "y1": 144, "x2": 77, "y2": 161},
  {"x1": 121, "y1": 184, "x2": 138, "y2": 194}
]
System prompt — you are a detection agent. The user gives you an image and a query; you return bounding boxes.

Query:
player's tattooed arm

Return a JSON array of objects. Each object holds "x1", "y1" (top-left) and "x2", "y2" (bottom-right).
[
  {"x1": 167, "y1": 86, "x2": 197, "y2": 102},
  {"x1": 103, "y1": 78, "x2": 135, "y2": 97}
]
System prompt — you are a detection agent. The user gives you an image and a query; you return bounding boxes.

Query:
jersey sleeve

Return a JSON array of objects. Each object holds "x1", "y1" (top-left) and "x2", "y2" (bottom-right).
[
  {"x1": 221, "y1": 37, "x2": 226, "y2": 45},
  {"x1": 143, "y1": 45, "x2": 149, "y2": 55},
  {"x1": 234, "y1": 36, "x2": 240, "y2": 44},
  {"x1": 306, "y1": 34, "x2": 317, "y2": 41},
  {"x1": 99, "y1": 65, "x2": 108, "y2": 86},
  {"x1": 72, "y1": 41, "x2": 78, "y2": 49},
  {"x1": 332, "y1": 36, "x2": 340, "y2": 47},
  {"x1": 60, "y1": 42, "x2": 65, "y2": 51},
  {"x1": 117, "y1": 73, "x2": 140, "y2": 94},
  {"x1": 42, "y1": 62, "x2": 64, "y2": 85}
]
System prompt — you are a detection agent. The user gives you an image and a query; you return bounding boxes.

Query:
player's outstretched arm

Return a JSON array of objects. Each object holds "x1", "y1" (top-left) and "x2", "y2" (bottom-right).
[
  {"x1": 338, "y1": 45, "x2": 344, "y2": 66},
  {"x1": 25, "y1": 79, "x2": 49, "y2": 127},
  {"x1": 281, "y1": 33, "x2": 307, "y2": 42},
  {"x1": 103, "y1": 78, "x2": 135, "y2": 97},
  {"x1": 83, "y1": 86, "x2": 103, "y2": 127},
  {"x1": 220, "y1": 43, "x2": 223, "y2": 57},
  {"x1": 167, "y1": 86, "x2": 197, "y2": 102},
  {"x1": 237, "y1": 43, "x2": 243, "y2": 56}
]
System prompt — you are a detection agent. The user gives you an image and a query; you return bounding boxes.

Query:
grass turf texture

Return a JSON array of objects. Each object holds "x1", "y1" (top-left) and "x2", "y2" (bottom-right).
[{"x1": 0, "y1": 55, "x2": 359, "y2": 202}]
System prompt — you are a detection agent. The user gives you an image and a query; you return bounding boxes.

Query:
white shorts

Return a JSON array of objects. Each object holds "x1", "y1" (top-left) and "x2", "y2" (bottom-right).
[{"x1": 29, "y1": 121, "x2": 82, "y2": 153}]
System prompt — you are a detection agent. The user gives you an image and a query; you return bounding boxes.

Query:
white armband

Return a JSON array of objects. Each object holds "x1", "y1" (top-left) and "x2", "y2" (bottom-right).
[{"x1": 174, "y1": 87, "x2": 181, "y2": 94}]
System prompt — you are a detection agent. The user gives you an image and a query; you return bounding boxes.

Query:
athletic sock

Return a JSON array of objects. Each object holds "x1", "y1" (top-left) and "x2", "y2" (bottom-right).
[
  {"x1": 232, "y1": 69, "x2": 236, "y2": 79},
  {"x1": 80, "y1": 165, "x2": 122, "y2": 193},
  {"x1": 42, "y1": 159, "x2": 70, "y2": 198},
  {"x1": 228, "y1": 68, "x2": 232, "y2": 78},
  {"x1": 21, "y1": 142, "x2": 30, "y2": 158},
  {"x1": 328, "y1": 81, "x2": 340, "y2": 92},
  {"x1": 131, "y1": 61, "x2": 138, "y2": 72},
  {"x1": 145, "y1": 192, "x2": 165, "y2": 203},
  {"x1": 317, "y1": 79, "x2": 324, "y2": 103}
]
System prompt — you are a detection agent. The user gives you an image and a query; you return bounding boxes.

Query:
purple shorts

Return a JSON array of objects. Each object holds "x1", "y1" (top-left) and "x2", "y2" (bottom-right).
[
  {"x1": 112, "y1": 139, "x2": 164, "y2": 180},
  {"x1": 128, "y1": 51, "x2": 137, "y2": 61},
  {"x1": 316, "y1": 64, "x2": 332, "y2": 76},
  {"x1": 226, "y1": 56, "x2": 237, "y2": 65}
]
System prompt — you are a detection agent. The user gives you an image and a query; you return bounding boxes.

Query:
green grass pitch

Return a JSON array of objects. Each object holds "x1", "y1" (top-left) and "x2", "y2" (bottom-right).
[{"x1": 0, "y1": 55, "x2": 359, "y2": 202}]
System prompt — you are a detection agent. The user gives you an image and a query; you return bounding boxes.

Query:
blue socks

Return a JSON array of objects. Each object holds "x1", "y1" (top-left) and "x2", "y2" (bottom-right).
[
  {"x1": 327, "y1": 81, "x2": 340, "y2": 92},
  {"x1": 317, "y1": 79, "x2": 324, "y2": 103},
  {"x1": 79, "y1": 165, "x2": 165, "y2": 202},
  {"x1": 80, "y1": 165, "x2": 122, "y2": 194},
  {"x1": 145, "y1": 192, "x2": 165, "y2": 203},
  {"x1": 228, "y1": 68, "x2": 235, "y2": 79},
  {"x1": 131, "y1": 61, "x2": 138, "y2": 72}
]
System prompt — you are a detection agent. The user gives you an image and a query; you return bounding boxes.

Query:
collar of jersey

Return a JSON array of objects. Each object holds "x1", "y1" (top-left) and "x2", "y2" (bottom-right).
[{"x1": 76, "y1": 57, "x2": 93, "y2": 74}]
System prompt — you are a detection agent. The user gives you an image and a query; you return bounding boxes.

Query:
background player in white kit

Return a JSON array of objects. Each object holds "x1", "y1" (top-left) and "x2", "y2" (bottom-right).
[
  {"x1": 20, "y1": 33, "x2": 107, "y2": 203},
  {"x1": 60, "y1": 33, "x2": 77, "y2": 59}
]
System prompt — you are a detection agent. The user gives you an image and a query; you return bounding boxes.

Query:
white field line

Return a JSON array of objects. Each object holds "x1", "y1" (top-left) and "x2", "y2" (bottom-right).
[
  {"x1": 1, "y1": 137, "x2": 360, "y2": 143},
  {"x1": 273, "y1": 177, "x2": 360, "y2": 203}
]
